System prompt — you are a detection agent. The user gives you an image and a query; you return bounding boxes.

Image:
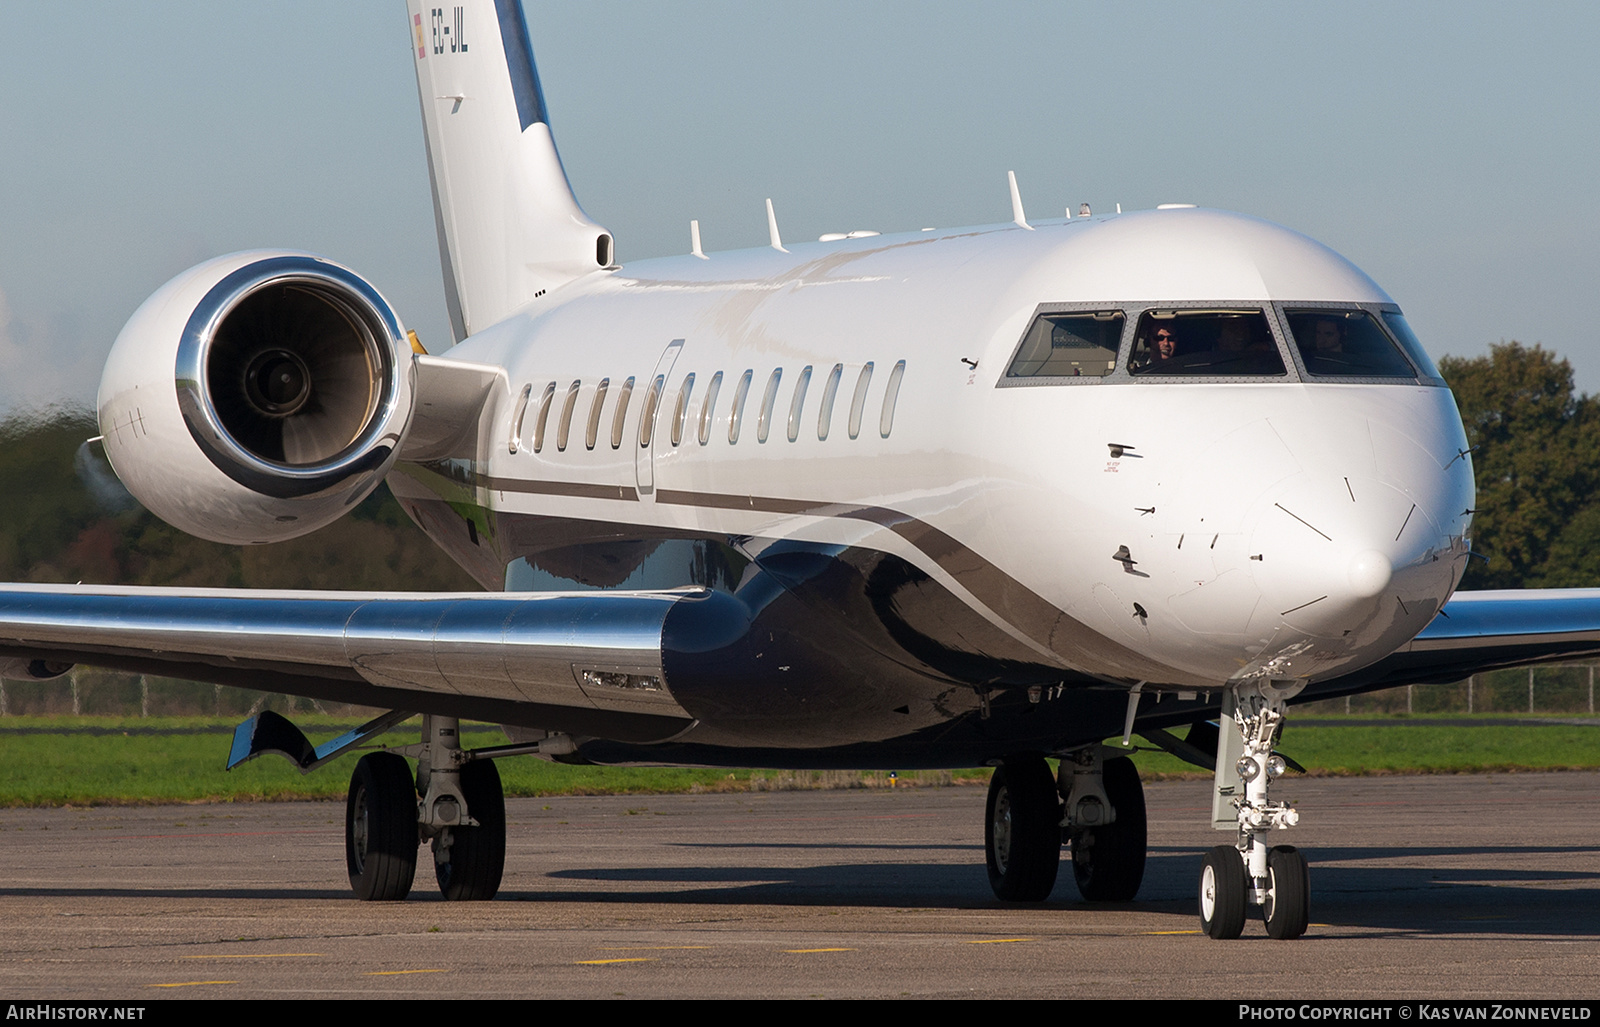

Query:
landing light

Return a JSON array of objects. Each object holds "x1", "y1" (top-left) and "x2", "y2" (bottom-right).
[{"x1": 1236, "y1": 756, "x2": 1261, "y2": 782}]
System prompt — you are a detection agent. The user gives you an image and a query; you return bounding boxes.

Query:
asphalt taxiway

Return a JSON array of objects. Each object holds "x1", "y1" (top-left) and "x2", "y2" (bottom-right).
[{"x1": 2, "y1": 772, "x2": 1598, "y2": 999}]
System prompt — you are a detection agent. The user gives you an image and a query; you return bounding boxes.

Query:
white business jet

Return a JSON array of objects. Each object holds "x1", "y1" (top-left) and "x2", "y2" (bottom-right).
[{"x1": 0, "y1": 1, "x2": 1588, "y2": 939}]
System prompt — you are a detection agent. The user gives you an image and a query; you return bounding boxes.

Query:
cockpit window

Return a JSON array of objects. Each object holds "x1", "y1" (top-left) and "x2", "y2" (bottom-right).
[
  {"x1": 1006, "y1": 311, "x2": 1123, "y2": 379},
  {"x1": 1379, "y1": 311, "x2": 1443, "y2": 380},
  {"x1": 1284, "y1": 309, "x2": 1417, "y2": 378},
  {"x1": 1129, "y1": 310, "x2": 1286, "y2": 376}
]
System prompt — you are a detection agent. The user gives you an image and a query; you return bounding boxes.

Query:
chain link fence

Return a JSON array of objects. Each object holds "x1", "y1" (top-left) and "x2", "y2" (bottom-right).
[{"x1": 0, "y1": 668, "x2": 379, "y2": 719}]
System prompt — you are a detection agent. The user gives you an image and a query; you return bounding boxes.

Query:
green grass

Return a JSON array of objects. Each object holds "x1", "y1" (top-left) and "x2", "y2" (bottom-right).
[
  {"x1": 0, "y1": 717, "x2": 985, "y2": 806},
  {"x1": 1122, "y1": 714, "x2": 1600, "y2": 780},
  {"x1": 0, "y1": 714, "x2": 1597, "y2": 806}
]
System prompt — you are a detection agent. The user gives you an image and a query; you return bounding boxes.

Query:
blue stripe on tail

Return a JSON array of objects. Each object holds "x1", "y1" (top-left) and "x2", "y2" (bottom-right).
[{"x1": 494, "y1": 0, "x2": 548, "y2": 129}]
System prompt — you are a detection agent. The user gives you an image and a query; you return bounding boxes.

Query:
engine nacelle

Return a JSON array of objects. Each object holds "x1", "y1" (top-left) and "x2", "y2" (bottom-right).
[{"x1": 98, "y1": 251, "x2": 415, "y2": 544}]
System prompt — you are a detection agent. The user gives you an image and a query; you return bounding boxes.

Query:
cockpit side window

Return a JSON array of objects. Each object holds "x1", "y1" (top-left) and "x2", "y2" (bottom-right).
[
  {"x1": 1379, "y1": 311, "x2": 1444, "y2": 381},
  {"x1": 1284, "y1": 308, "x2": 1418, "y2": 378},
  {"x1": 1006, "y1": 311, "x2": 1123, "y2": 379},
  {"x1": 1129, "y1": 309, "x2": 1286, "y2": 376}
]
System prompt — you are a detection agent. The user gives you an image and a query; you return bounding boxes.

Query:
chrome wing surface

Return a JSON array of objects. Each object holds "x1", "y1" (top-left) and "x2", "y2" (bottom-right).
[
  {"x1": 0, "y1": 584, "x2": 705, "y2": 742},
  {"x1": 1315, "y1": 588, "x2": 1600, "y2": 699}
]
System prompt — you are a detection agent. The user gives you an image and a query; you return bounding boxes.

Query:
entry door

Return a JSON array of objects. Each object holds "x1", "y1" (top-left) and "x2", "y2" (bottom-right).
[{"x1": 635, "y1": 338, "x2": 684, "y2": 496}]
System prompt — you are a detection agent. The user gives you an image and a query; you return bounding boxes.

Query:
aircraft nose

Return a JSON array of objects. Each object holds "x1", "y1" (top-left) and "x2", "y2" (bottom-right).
[
  {"x1": 1246, "y1": 471, "x2": 1455, "y2": 639},
  {"x1": 1347, "y1": 548, "x2": 1393, "y2": 599}
]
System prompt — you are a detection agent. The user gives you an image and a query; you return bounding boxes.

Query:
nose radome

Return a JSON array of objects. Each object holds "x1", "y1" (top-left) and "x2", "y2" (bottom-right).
[
  {"x1": 1347, "y1": 549, "x2": 1393, "y2": 599},
  {"x1": 1246, "y1": 472, "x2": 1443, "y2": 636}
]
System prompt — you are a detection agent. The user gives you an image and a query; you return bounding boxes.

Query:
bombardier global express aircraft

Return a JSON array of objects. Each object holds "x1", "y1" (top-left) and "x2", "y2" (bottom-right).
[{"x1": 2, "y1": 1, "x2": 1594, "y2": 940}]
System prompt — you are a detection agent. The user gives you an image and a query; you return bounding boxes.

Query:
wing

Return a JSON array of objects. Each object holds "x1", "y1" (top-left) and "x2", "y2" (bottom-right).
[
  {"x1": 1312, "y1": 588, "x2": 1600, "y2": 699},
  {"x1": 0, "y1": 583, "x2": 710, "y2": 743}
]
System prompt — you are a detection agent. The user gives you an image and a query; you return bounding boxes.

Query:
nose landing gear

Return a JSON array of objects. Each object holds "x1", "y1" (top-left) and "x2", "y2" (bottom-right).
[{"x1": 1199, "y1": 680, "x2": 1311, "y2": 938}]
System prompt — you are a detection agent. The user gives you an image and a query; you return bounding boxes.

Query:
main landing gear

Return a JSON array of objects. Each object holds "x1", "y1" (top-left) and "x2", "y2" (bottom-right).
[
  {"x1": 344, "y1": 714, "x2": 506, "y2": 902},
  {"x1": 985, "y1": 748, "x2": 1147, "y2": 903},
  {"x1": 1198, "y1": 680, "x2": 1311, "y2": 939}
]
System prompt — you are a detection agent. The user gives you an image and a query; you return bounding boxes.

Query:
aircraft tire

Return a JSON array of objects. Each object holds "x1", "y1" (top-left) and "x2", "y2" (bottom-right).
[
  {"x1": 1069, "y1": 754, "x2": 1147, "y2": 901},
  {"x1": 985, "y1": 756, "x2": 1061, "y2": 901},
  {"x1": 435, "y1": 759, "x2": 506, "y2": 901},
  {"x1": 346, "y1": 752, "x2": 419, "y2": 901},
  {"x1": 1199, "y1": 845, "x2": 1247, "y2": 939},
  {"x1": 1262, "y1": 845, "x2": 1310, "y2": 939}
]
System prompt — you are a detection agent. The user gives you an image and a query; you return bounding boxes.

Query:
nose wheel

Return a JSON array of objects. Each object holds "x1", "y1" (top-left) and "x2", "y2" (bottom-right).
[
  {"x1": 1263, "y1": 844, "x2": 1310, "y2": 939},
  {"x1": 1199, "y1": 845, "x2": 1247, "y2": 939}
]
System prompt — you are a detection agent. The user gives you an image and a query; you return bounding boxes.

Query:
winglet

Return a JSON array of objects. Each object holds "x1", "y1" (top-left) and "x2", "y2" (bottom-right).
[
  {"x1": 1009, "y1": 171, "x2": 1032, "y2": 230},
  {"x1": 767, "y1": 198, "x2": 788, "y2": 252}
]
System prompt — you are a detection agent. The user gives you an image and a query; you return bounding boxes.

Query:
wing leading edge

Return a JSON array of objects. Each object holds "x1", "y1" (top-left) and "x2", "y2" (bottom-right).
[
  {"x1": 0, "y1": 584, "x2": 704, "y2": 743},
  {"x1": 1309, "y1": 588, "x2": 1600, "y2": 701}
]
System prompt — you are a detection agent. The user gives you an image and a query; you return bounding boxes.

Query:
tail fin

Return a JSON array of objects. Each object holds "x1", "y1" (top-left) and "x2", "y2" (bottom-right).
[{"x1": 407, "y1": 1, "x2": 614, "y2": 343}]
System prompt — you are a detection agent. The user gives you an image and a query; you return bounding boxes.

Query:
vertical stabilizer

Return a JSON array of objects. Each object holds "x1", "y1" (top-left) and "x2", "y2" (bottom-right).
[{"x1": 408, "y1": 1, "x2": 614, "y2": 343}]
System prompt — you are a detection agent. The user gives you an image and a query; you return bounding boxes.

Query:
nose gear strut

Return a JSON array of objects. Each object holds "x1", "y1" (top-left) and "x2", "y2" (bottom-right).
[{"x1": 1201, "y1": 679, "x2": 1310, "y2": 939}]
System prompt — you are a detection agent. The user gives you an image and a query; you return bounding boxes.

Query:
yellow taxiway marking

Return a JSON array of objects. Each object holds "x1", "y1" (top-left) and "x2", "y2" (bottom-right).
[
  {"x1": 147, "y1": 981, "x2": 236, "y2": 988},
  {"x1": 1145, "y1": 930, "x2": 1202, "y2": 935},
  {"x1": 784, "y1": 948, "x2": 855, "y2": 954},
  {"x1": 598, "y1": 946, "x2": 710, "y2": 951},
  {"x1": 182, "y1": 947, "x2": 324, "y2": 953},
  {"x1": 365, "y1": 969, "x2": 450, "y2": 976},
  {"x1": 967, "y1": 938, "x2": 1032, "y2": 944},
  {"x1": 577, "y1": 958, "x2": 655, "y2": 965}
]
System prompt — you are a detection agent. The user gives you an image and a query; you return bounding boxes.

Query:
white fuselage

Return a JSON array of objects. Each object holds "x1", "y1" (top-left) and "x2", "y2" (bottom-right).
[{"x1": 397, "y1": 206, "x2": 1474, "y2": 692}]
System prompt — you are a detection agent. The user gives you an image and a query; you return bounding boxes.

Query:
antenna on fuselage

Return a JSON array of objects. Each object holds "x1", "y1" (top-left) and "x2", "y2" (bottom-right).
[
  {"x1": 690, "y1": 220, "x2": 708, "y2": 259},
  {"x1": 766, "y1": 199, "x2": 789, "y2": 253},
  {"x1": 1008, "y1": 171, "x2": 1032, "y2": 230}
]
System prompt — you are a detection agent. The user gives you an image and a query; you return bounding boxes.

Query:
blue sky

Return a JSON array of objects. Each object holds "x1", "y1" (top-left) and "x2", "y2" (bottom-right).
[{"x1": 2, "y1": 1, "x2": 1597, "y2": 413}]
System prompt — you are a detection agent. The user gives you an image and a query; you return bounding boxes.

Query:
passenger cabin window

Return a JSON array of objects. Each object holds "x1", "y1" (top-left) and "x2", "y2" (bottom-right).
[
  {"x1": 639, "y1": 374, "x2": 666, "y2": 448},
  {"x1": 671, "y1": 373, "x2": 695, "y2": 446},
  {"x1": 1129, "y1": 310, "x2": 1286, "y2": 377},
  {"x1": 848, "y1": 362, "x2": 874, "y2": 439},
  {"x1": 699, "y1": 371, "x2": 722, "y2": 446},
  {"x1": 1285, "y1": 309, "x2": 1418, "y2": 378},
  {"x1": 585, "y1": 378, "x2": 610, "y2": 450},
  {"x1": 509, "y1": 383, "x2": 532, "y2": 454},
  {"x1": 787, "y1": 365, "x2": 812, "y2": 442},
  {"x1": 756, "y1": 369, "x2": 782, "y2": 443},
  {"x1": 610, "y1": 376, "x2": 634, "y2": 449},
  {"x1": 880, "y1": 360, "x2": 905, "y2": 437},
  {"x1": 1007, "y1": 311, "x2": 1123, "y2": 378},
  {"x1": 556, "y1": 380, "x2": 580, "y2": 451},
  {"x1": 531, "y1": 382, "x2": 556, "y2": 453},
  {"x1": 728, "y1": 370, "x2": 753, "y2": 444},
  {"x1": 817, "y1": 363, "x2": 843, "y2": 440}
]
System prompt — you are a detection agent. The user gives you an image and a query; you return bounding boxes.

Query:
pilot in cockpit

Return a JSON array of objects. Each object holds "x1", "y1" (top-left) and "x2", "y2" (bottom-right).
[
  {"x1": 1152, "y1": 325, "x2": 1179, "y2": 362},
  {"x1": 1312, "y1": 316, "x2": 1345, "y2": 355}
]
